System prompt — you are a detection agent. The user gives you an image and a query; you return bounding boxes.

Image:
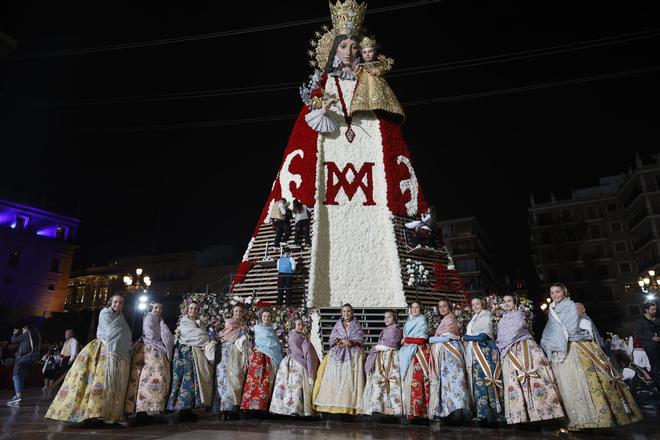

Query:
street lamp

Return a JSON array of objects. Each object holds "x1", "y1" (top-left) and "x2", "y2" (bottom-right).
[
  {"x1": 638, "y1": 269, "x2": 660, "y2": 300},
  {"x1": 123, "y1": 268, "x2": 152, "y2": 335},
  {"x1": 137, "y1": 295, "x2": 149, "y2": 311},
  {"x1": 540, "y1": 296, "x2": 551, "y2": 313}
]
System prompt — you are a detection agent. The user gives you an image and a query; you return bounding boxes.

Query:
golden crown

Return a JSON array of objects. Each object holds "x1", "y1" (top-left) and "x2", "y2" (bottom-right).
[
  {"x1": 360, "y1": 36, "x2": 377, "y2": 49},
  {"x1": 329, "y1": 0, "x2": 367, "y2": 36}
]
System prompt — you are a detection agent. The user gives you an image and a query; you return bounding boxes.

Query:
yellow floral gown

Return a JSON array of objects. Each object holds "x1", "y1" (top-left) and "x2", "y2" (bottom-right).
[{"x1": 45, "y1": 339, "x2": 128, "y2": 423}]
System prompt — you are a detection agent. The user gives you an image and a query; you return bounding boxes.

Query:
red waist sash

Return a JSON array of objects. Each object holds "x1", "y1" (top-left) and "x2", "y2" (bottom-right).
[{"x1": 404, "y1": 337, "x2": 428, "y2": 345}]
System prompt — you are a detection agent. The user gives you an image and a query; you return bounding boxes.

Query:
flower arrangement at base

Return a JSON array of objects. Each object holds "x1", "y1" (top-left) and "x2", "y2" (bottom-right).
[
  {"x1": 419, "y1": 295, "x2": 535, "y2": 337},
  {"x1": 451, "y1": 302, "x2": 473, "y2": 334},
  {"x1": 177, "y1": 292, "x2": 311, "y2": 350}
]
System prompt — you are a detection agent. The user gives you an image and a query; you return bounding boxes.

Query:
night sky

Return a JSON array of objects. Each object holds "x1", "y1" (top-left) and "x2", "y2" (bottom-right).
[{"x1": 1, "y1": 1, "x2": 659, "y2": 292}]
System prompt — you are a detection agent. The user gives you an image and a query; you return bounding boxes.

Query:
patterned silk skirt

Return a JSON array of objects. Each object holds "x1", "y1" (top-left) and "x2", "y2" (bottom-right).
[
  {"x1": 551, "y1": 341, "x2": 642, "y2": 430},
  {"x1": 214, "y1": 339, "x2": 250, "y2": 413},
  {"x1": 240, "y1": 350, "x2": 277, "y2": 411},
  {"x1": 45, "y1": 339, "x2": 128, "y2": 424},
  {"x1": 466, "y1": 341, "x2": 505, "y2": 423},
  {"x1": 167, "y1": 344, "x2": 202, "y2": 411},
  {"x1": 362, "y1": 349, "x2": 403, "y2": 416},
  {"x1": 124, "y1": 342, "x2": 171, "y2": 414},
  {"x1": 313, "y1": 349, "x2": 366, "y2": 415},
  {"x1": 501, "y1": 339, "x2": 564, "y2": 424},
  {"x1": 429, "y1": 341, "x2": 471, "y2": 419},
  {"x1": 270, "y1": 355, "x2": 315, "y2": 416},
  {"x1": 401, "y1": 344, "x2": 431, "y2": 418}
]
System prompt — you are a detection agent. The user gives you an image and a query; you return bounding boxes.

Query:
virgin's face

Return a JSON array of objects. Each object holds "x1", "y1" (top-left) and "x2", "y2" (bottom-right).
[
  {"x1": 410, "y1": 303, "x2": 421, "y2": 317},
  {"x1": 341, "y1": 306, "x2": 353, "y2": 322},
  {"x1": 550, "y1": 286, "x2": 566, "y2": 303},
  {"x1": 111, "y1": 296, "x2": 124, "y2": 313},
  {"x1": 471, "y1": 299, "x2": 483, "y2": 314},
  {"x1": 337, "y1": 38, "x2": 359, "y2": 66},
  {"x1": 187, "y1": 303, "x2": 199, "y2": 320},
  {"x1": 261, "y1": 312, "x2": 272, "y2": 325},
  {"x1": 294, "y1": 319, "x2": 304, "y2": 332},
  {"x1": 438, "y1": 301, "x2": 450, "y2": 316},
  {"x1": 233, "y1": 306, "x2": 244, "y2": 319},
  {"x1": 502, "y1": 296, "x2": 516, "y2": 312},
  {"x1": 361, "y1": 46, "x2": 375, "y2": 62},
  {"x1": 152, "y1": 303, "x2": 163, "y2": 316},
  {"x1": 384, "y1": 312, "x2": 395, "y2": 326}
]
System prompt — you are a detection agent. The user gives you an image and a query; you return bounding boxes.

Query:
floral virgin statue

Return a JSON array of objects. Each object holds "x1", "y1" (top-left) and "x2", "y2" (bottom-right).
[{"x1": 236, "y1": 0, "x2": 461, "y2": 310}]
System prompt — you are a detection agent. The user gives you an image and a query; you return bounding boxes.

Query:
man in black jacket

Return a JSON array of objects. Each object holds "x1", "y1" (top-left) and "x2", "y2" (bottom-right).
[
  {"x1": 634, "y1": 302, "x2": 660, "y2": 374},
  {"x1": 8, "y1": 326, "x2": 38, "y2": 406}
]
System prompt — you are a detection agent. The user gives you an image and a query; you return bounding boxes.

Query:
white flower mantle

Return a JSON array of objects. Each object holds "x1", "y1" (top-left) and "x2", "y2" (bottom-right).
[{"x1": 307, "y1": 77, "x2": 407, "y2": 308}]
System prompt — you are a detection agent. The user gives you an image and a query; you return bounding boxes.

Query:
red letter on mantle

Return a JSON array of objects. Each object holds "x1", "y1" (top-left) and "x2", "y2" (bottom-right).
[{"x1": 323, "y1": 162, "x2": 376, "y2": 206}]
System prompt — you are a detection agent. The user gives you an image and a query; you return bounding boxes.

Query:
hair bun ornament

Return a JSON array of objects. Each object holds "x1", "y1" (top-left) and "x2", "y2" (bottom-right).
[{"x1": 307, "y1": 1, "x2": 367, "y2": 69}]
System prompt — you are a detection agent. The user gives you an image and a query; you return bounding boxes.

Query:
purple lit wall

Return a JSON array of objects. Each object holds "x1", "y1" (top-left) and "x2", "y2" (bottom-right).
[
  {"x1": 0, "y1": 200, "x2": 78, "y2": 241},
  {"x1": 0, "y1": 199, "x2": 81, "y2": 319}
]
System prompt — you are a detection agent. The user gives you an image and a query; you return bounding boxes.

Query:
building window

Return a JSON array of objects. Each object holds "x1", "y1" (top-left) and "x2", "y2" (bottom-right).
[
  {"x1": 597, "y1": 265, "x2": 610, "y2": 279},
  {"x1": 565, "y1": 228, "x2": 577, "y2": 242},
  {"x1": 573, "y1": 267, "x2": 583, "y2": 281},
  {"x1": 600, "y1": 285, "x2": 614, "y2": 300},
  {"x1": 47, "y1": 283, "x2": 55, "y2": 291},
  {"x1": 610, "y1": 222, "x2": 622, "y2": 233},
  {"x1": 543, "y1": 249, "x2": 555, "y2": 263},
  {"x1": 655, "y1": 175, "x2": 660, "y2": 191},
  {"x1": 452, "y1": 240, "x2": 474, "y2": 254},
  {"x1": 547, "y1": 269, "x2": 558, "y2": 283},
  {"x1": 606, "y1": 203, "x2": 618, "y2": 213},
  {"x1": 614, "y1": 241, "x2": 627, "y2": 253},
  {"x1": 56, "y1": 226, "x2": 68, "y2": 240},
  {"x1": 589, "y1": 225, "x2": 602, "y2": 239},
  {"x1": 568, "y1": 246, "x2": 580, "y2": 261},
  {"x1": 562, "y1": 209, "x2": 574, "y2": 223},
  {"x1": 593, "y1": 244, "x2": 606, "y2": 258},
  {"x1": 14, "y1": 214, "x2": 30, "y2": 230},
  {"x1": 618, "y1": 262, "x2": 632, "y2": 273},
  {"x1": 586, "y1": 206, "x2": 602, "y2": 220},
  {"x1": 456, "y1": 258, "x2": 477, "y2": 273},
  {"x1": 50, "y1": 258, "x2": 61, "y2": 273},
  {"x1": 537, "y1": 212, "x2": 553, "y2": 226},
  {"x1": 628, "y1": 305, "x2": 641, "y2": 316},
  {"x1": 8, "y1": 249, "x2": 20, "y2": 266},
  {"x1": 541, "y1": 231, "x2": 554, "y2": 244}
]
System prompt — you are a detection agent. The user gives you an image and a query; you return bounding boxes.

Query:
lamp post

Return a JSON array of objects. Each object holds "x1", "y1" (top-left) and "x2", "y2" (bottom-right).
[
  {"x1": 123, "y1": 268, "x2": 152, "y2": 335},
  {"x1": 638, "y1": 269, "x2": 660, "y2": 302}
]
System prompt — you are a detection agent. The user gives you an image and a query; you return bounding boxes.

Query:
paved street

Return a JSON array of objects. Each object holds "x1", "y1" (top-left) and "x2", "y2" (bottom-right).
[{"x1": 0, "y1": 389, "x2": 658, "y2": 439}]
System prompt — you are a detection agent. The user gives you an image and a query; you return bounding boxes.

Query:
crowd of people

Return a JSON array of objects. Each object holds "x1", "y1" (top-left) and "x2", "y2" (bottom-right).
[{"x1": 12, "y1": 282, "x2": 652, "y2": 432}]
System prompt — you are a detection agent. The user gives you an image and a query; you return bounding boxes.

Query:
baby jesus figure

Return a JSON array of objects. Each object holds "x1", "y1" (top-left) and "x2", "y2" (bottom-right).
[{"x1": 359, "y1": 36, "x2": 394, "y2": 77}]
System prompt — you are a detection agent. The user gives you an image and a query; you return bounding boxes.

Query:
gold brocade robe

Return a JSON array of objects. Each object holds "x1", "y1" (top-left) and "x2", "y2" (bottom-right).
[{"x1": 351, "y1": 57, "x2": 405, "y2": 121}]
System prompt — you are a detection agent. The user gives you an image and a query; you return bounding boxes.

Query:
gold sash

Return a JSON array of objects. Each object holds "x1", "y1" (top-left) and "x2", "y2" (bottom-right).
[
  {"x1": 415, "y1": 346, "x2": 430, "y2": 378},
  {"x1": 471, "y1": 341, "x2": 503, "y2": 401},
  {"x1": 506, "y1": 340, "x2": 539, "y2": 408},
  {"x1": 375, "y1": 350, "x2": 399, "y2": 394},
  {"x1": 574, "y1": 341, "x2": 632, "y2": 415},
  {"x1": 442, "y1": 341, "x2": 465, "y2": 367}
]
